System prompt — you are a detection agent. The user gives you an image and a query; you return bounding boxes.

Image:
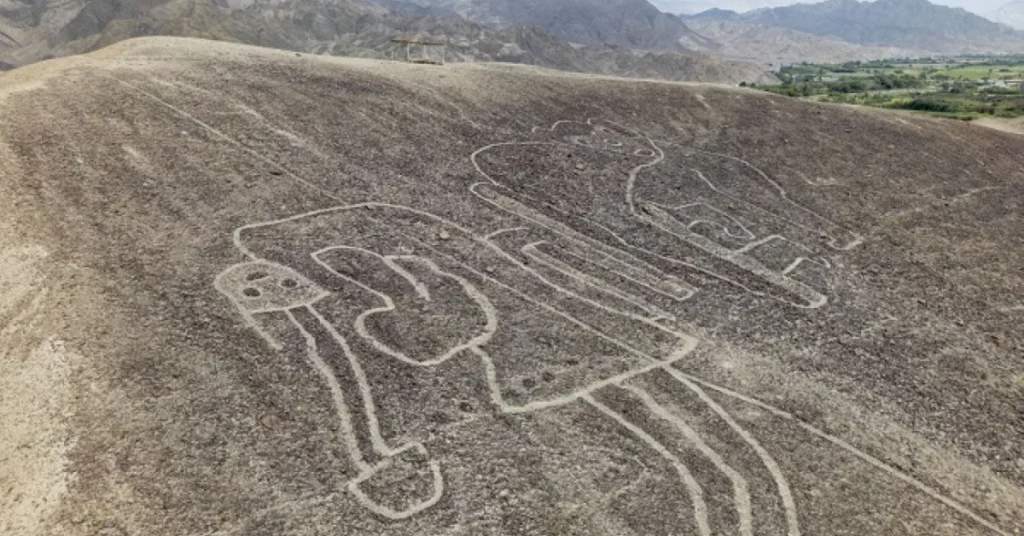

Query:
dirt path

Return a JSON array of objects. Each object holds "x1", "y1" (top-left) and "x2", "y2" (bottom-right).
[{"x1": 974, "y1": 116, "x2": 1024, "y2": 136}]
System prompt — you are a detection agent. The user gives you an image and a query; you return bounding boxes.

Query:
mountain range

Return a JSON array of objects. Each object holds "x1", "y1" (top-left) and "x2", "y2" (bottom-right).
[
  {"x1": 990, "y1": 0, "x2": 1024, "y2": 30},
  {"x1": 0, "y1": 0, "x2": 773, "y2": 82},
  {"x1": 685, "y1": 0, "x2": 1024, "y2": 54},
  {"x1": 390, "y1": 0, "x2": 711, "y2": 51},
  {"x1": 3, "y1": 0, "x2": 1024, "y2": 80},
  {"x1": 680, "y1": 19, "x2": 926, "y2": 66},
  {"x1": 656, "y1": 0, "x2": 808, "y2": 14}
]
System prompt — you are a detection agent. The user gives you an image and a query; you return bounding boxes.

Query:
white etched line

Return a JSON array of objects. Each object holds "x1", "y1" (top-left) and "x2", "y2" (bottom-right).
[
  {"x1": 285, "y1": 309, "x2": 370, "y2": 472},
  {"x1": 674, "y1": 370, "x2": 1011, "y2": 536},
  {"x1": 470, "y1": 141, "x2": 556, "y2": 181},
  {"x1": 348, "y1": 443, "x2": 445, "y2": 521},
  {"x1": 689, "y1": 169, "x2": 826, "y2": 249},
  {"x1": 405, "y1": 232, "x2": 699, "y2": 363},
  {"x1": 654, "y1": 201, "x2": 757, "y2": 241},
  {"x1": 559, "y1": 244, "x2": 696, "y2": 304},
  {"x1": 107, "y1": 76, "x2": 345, "y2": 207},
  {"x1": 781, "y1": 258, "x2": 806, "y2": 276},
  {"x1": 618, "y1": 385, "x2": 757, "y2": 536},
  {"x1": 312, "y1": 248, "x2": 498, "y2": 368},
  {"x1": 624, "y1": 384, "x2": 754, "y2": 536},
  {"x1": 624, "y1": 132, "x2": 666, "y2": 215},
  {"x1": 305, "y1": 306, "x2": 396, "y2": 458},
  {"x1": 521, "y1": 241, "x2": 672, "y2": 320},
  {"x1": 474, "y1": 342, "x2": 697, "y2": 414},
  {"x1": 318, "y1": 203, "x2": 697, "y2": 346},
  {"x1": 615, "y1": 136, "x2": 828, "y2": 310},
  {"x1": 484, "y1": 226, "x2": 530, "y2": 240},
  {"x1": 473, "y1": 177, "x2": 795, "y2": 306},
  {"x1": 662, "y1": 367, "x2": 801, "y2": 536},
  {"x1": 530, "y1": 119, "x2": 585, "y2": 134},
  {"x1": 583, "y1": 393, "x2": 712, "y2": 536},
  {"x1": 735, "y1": 235, "x2": 799, "y2": 255},
  {"x1": 534, "y1": 197, "x2": 780, "y2": 302},
  {"x1": 383, "y1": 255, "x2": 432, "y2": 300},
  {"x1": 687, "y1": 152, "x2": 863, "y2": 251},
  {"x1": 230, "y1": 202, "x2": 696, "y2": 366},
  {"x1": 212, "y1": 268, "x2": 285, "y2": 350},
  {"x1": 471, "y1": 183, "x2": 697, "y2": 301},
  {"x1": 641, "y1": 204, "x2": 828, "y2": 309}
]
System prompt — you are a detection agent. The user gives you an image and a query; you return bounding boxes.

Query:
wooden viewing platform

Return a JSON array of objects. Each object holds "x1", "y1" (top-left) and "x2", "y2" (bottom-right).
[{"x1": 390, "y1": 38, "x2": 446, "y2": 65}]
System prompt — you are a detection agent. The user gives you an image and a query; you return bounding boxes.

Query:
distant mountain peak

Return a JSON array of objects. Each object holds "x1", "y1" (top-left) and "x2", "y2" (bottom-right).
[
  {"x1": 395, "y1": 0, "x2": 705, "y2": 52},
  {"x1": 990, "y1": 0, "x2": 1024, "y2": 30},
  {"x1": 703, "y1": 0, "x2": 1024, "y2": 54},
  {"x1": 682, "y1": 7, "x2": 744, "y2": 21},
  {"x1": 0, "y1": 0, "x2": 774, "y2": 84}
]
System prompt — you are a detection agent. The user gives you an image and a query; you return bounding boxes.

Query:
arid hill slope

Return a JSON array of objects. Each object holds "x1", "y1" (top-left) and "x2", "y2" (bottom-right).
[
  {"x1": 391, "y1": 0, "x2": 712, "y2": 51},
  {"x1": 0, "y1": 37, "x2": 1021, "y2": 536},
  {"x1": 688, "y1": 0, "x2": 1024, "y2": 54},
  {"x1": 0, "y1": 0, "x2": 773, "y2": 83},
  {"x1": 990, "y1": 0, "x2": 1024, "y2": 30},
  {"x1": 681, "y1": 19, "x2": 926, "y2": 66}
]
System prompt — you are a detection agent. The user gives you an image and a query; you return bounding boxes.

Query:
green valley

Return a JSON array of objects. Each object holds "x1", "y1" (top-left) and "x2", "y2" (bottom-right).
[{"x1": 748, "y1": 56, "x2": 1024, "y2": 120}]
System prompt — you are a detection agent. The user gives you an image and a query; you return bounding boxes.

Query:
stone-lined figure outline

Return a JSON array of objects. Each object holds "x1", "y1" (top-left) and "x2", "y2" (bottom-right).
[
  {"x1": 472, "y1": 118, "x2": 865, "y2": 309},
  {"x1": 215, "y1": 202, "x2": 800, "y2": 534},
  {"x1": 212, "y1": 118, "x2": 1010, "y2": 536}
]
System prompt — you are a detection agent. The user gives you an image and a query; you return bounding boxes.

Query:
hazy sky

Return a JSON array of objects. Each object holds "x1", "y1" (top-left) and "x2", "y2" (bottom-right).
[{"x1": 650, "y1": 0, "x2": 1012, "y2": 16}]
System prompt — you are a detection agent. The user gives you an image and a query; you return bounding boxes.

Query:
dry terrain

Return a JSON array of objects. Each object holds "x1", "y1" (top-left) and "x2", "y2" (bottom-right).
[
  {"x1": 681, "y1": 19, "x2": 927, "y2": 66},
  {"x1": 0, "y1": 37, "x2": 1022, "y2": 536},
  {"x1": 0, "y1": 0, "x2": 774, "y2": 84},
  {"x1": 976, "y1": 116, "x2": 1024, "y2": 136}
]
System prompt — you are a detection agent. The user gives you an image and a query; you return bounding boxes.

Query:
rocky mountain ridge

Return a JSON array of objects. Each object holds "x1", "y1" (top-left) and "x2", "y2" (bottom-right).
[
  {"x1": 990, "y1": 0, "x2": 1024, "y2": 30},
  {"x1": 0, "y1": 0, "x2": 773, "y2": 82},
  {"x1": 686, "y1": 0, "x2": 1024, "y2": 54},
  {"x1": 681, "y1": 18, "x2": 925, "y2": 66},
  {"x1": 388, "y1": 0, "x2": 711, "y2": 51}
]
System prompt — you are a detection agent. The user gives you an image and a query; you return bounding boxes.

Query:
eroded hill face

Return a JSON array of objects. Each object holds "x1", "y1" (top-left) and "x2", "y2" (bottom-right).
[
  {"x1": 396, "y1": 0, "x2": 709, "y2": 51},
  {"x1": 678, "y1": 19, "x2": 927, "y2": 66},
  {"x1": 689, "y1": 0, "x2": 1024, "y2": 54},
  {"x1": 0, "y1": 0, "x2": 773, "y2": 84},
  {"x1": 0, "y1": 37, "x2": 1022, "y2": 536},
  {"x1": 991, "y1": 0, "x2": 1024, "y2": 30}
]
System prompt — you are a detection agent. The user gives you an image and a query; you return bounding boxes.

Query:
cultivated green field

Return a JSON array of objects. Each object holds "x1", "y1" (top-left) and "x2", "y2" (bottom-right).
[
  {"x1": 747, "y1": 56, "x2": 1024, "y2": 121},
  {"x1": 934, "y1": 64, "x2": 1024, "y2": 80}
]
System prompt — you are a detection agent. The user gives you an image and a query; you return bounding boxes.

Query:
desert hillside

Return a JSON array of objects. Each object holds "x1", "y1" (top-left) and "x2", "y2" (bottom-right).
[
  {"x1": 681, "y1": 19, "x2": 927, "y2": 66},
  {"x1": 0, "y1": 0, "x2": 774, "y2": 84},
  {"x1": 0, "y1": 37, "x2": 1021, "y2": 536},
  {"x1": 688, "y1": 0, "x2": 1024, "y2": 54}
]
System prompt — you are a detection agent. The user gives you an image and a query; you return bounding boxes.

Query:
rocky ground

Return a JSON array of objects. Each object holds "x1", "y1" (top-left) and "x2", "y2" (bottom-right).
[
  {"x1": 0, "y1": 0, "x2": 774, "y2": 84},
  {"x1": 679, "y1": 19, "x2": 928, "y2": 67},
  {"x1": 976, "y1": 116, "x2": 1024, "y2": 136},
  {"x1": 0, "y1": 37, "x2": 1021, "y2": 536}
]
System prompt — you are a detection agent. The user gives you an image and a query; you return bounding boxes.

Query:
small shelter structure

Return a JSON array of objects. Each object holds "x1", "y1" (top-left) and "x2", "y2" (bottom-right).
[{"x1": 390, "y1": 34, "x2": 446, "y2": 65}]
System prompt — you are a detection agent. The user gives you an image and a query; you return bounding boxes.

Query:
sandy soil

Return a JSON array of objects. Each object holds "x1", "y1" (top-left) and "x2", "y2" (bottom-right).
[
  {"x1": 975, "y1": 116, "x2": 1024, "y2": 136},
  {"x1": 0, "y1": 37, "x2": 1021, "y2": 536}
]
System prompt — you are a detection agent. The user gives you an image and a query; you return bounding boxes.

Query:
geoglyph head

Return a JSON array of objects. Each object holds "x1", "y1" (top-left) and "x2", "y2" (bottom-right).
[
  {"x1": 215, "y1": 261, "x2": 329, "y2": 313},
  {"x1": 538, "y1": 119, "x2": 660, "y2": 161}
]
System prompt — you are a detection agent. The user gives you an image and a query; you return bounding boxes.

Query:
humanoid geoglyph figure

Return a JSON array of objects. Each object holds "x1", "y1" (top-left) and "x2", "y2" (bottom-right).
[
  {"x1": 215, "y1": 201, "x2": 804, "y2": 534},
  {"x1": 213, "y1": 120, "x2": 1013, "y2": 536},
  {"x1": 471, "y1": 119, "x2": 863, "y2": 309}
]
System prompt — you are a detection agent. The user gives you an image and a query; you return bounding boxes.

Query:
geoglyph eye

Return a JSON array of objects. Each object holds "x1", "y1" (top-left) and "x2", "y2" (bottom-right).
[
  {"x1": 246, "y1": 270, "x2": 270, "y2": 281},
  {"x1": 215, "y1": 261, "x2": 330, "y2": 312}
]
